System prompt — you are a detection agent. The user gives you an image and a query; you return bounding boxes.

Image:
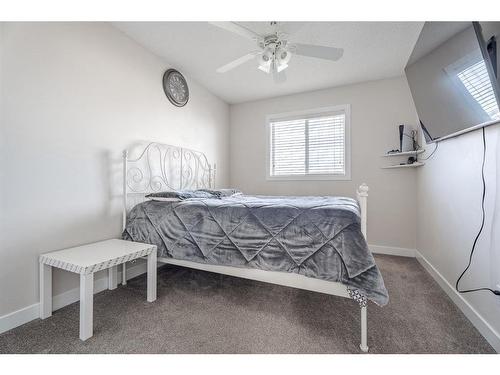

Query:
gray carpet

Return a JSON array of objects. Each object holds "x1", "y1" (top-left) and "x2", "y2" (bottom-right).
[{"x1": 0, "y1": 254, "x2": 495, "y2": 353}]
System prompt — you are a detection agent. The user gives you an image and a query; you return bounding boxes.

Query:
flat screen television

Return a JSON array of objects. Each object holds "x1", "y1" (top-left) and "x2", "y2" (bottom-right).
[{"x1": 405, "y1": 22, "x2": 500, "y2": 143}]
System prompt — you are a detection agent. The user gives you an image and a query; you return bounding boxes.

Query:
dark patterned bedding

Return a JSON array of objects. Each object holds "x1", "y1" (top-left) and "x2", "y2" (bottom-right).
[{"x1": 123, "y1": 194, "x2": 388, "y2": 305}]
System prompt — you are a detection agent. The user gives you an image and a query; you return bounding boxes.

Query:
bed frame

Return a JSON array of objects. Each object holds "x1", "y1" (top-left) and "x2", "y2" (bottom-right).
[{"x1": 121, "y1": 142, "x2": 371, "y2": 352}]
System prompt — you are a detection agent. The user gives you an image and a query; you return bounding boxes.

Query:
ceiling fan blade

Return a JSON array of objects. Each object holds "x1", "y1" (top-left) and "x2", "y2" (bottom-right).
[
  {"x1": 273, "y1": 69, "x2": 287, "y2": 84},
  {"x1": 216, "y1": 51, "x2": 260, "y2": 73},
  {"x1": 209, "y1": 22, "x2": 262, "y2": 41},
  {"x1": 294, "y1": 43, "x2": 344, "y2": 61}
]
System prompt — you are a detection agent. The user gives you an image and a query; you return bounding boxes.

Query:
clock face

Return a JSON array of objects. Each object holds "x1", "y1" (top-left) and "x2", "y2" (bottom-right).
[{"x1": 163, "y1": 69, "x2": 189, "y2": 107}]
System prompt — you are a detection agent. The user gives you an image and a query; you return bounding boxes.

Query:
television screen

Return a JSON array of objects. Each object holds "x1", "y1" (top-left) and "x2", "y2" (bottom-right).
[{"x1": 405, "y1": 22, "x2": 500, "y2": 142}]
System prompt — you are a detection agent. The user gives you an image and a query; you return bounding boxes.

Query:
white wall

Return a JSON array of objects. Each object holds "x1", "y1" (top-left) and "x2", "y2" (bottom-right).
[
  {"x1": 0, "y1": 23, "x2": 4, "y2": 204},
  {"x1": 229, "y1": 77, "x2": 419, "y2": 251},
  {"x1": 0, "y1": 22, "x2": 229, "y2": 317},
  {"x1": 415, "y1": 23, "x2": 500, "y2": 350}
]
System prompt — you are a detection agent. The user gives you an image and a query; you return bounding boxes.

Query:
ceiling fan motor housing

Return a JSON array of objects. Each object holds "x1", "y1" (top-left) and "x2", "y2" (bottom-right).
[{"x1": 257, "y1": 34, "x2": 292, "y2": 74}]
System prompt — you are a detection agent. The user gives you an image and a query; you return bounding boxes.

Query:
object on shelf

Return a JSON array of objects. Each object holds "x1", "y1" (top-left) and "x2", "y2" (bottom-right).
[
  {"x1": 386, "y1": 149, "x2": 401, "y2": 154},
  {"x1": 382, "y1": 126, "x2": 424, "y2": 169},
  {"x1": 399, "y1": 125, "x2": 418, "y2": 152},
  {"x1": 383, "y1": 149, "x2": 425, "y2": 157}
]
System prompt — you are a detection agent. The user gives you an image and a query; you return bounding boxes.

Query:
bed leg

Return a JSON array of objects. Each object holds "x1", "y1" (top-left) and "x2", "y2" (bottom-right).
[
  {"x1": 122, "y1": 263, "x2": 127, "y2": 285},
  {"x1": 360, "y1": 305, "x2": 369, "y2": 352},
  {"x1": 356, "y1": 183, "x2": 369, "y2": 240}
]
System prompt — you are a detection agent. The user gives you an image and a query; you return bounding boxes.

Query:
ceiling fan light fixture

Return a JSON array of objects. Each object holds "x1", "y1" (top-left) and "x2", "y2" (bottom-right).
[
  {"x1": 276, "y1": 62, "x2": 288, "y2": 73},
  {"x1": 258, "y1": 62, "x2": 271, "y2": 73},
  {"x1": 262, "y1": 48, "x2": 273, "y2": 61},
  {"x1": 258, "y1": 48, "x2": 273, "y2": 73},
  {"x1": 277, "y1": 48, "x2": 291, "y2": 65},
  {"x1": 258, "y1": 60, "x2": 271, "y2": 73}
]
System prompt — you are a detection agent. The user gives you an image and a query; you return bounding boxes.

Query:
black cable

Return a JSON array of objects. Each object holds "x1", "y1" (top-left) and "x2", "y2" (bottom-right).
[
  {"x1": 401, "y1": 131, "x2": 438, "y2": 162},
  {"x1": 420, "y1": 142, "x2": 439, "y2": 161},
  {"x1": 455, "y1": 127, "x2": 500, "y2": 296}
]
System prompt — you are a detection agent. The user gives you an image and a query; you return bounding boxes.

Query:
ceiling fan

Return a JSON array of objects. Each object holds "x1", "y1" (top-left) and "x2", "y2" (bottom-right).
[{"x1": 210, "y1": 21, "x2": 344, "y2": 83}]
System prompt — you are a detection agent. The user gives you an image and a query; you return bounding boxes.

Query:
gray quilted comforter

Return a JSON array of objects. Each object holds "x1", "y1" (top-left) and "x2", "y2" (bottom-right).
[{"x1": 123, "y1": 195, "x2": 389, "y2": 305}]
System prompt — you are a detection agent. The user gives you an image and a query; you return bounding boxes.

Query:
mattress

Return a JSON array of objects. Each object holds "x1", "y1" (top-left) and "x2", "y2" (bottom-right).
[{"x1": 123, "y1": 194, "x2": 389, "y2": 306}]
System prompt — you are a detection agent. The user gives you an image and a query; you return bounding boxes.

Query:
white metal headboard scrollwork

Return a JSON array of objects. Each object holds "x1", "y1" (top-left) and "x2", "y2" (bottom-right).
[{"x1": 122, "y1": 142, "x2": 216, "y2": 229}]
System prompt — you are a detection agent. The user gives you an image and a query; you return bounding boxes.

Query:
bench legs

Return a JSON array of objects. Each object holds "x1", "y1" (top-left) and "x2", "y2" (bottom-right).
[
  {"x1": 79, "y1": 273, "x2": 94, "y2": 341},
  {"x1": 147, "y1": 250, "x2": 157, "y2": 302},
  {"x1": 39, "y1": 263, "x2": 52, "y2": 319},
  {"x1": 360, "y1": 305, "x2": 369, "y2": 352},
  {"x1": 40, "y1": 250, "x2": 156, "y2": 341},
  {"x1": 108, "y1": 266, "x2": 118, "y2": 290},
  {"x1": 122, "y1": 263, "x2": 127, "y2": 285}
]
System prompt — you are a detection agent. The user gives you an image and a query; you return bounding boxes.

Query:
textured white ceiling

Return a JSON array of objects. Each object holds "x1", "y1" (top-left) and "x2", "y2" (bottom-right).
[
  {"x1": 113, "y1": 22, "x2": 424, "y2": 104},
  {"x1": 407, "y1": 22, "x2": 470, "y2": 66}
]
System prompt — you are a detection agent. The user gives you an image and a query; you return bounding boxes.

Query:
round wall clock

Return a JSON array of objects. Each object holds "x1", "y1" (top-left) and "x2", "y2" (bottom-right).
[{"x1": 162, "y1": 69, "x2": 189, "y2": 107}]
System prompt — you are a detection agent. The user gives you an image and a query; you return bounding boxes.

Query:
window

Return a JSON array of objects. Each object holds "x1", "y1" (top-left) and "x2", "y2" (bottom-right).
[
  {"x1": 445, "y1": 51, "x2": 500, "y2": 122},
  {"x1": 267, "y1": 105, "x2": 351, "y2": 180},
  {"x1": 457, "y1": 60, "x2": 500, "y2": 121}
]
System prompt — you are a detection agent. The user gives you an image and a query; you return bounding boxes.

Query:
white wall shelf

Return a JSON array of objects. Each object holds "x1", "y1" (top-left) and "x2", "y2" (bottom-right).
[
  {"x1": 381, "y1": 162, "x2": 425, "y2": 169},
  {"x1": 382, "y1": 149, "x2": 425, "y2": 157}
]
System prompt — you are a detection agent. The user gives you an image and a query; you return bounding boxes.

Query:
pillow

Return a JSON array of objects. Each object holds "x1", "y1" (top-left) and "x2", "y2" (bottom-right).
[
  {"x1": 147, "y1": 197, "x2": 181, "y2": 202},
  {"x1": 146, "y1": 190, "x2": 216, "y2": 200},
  {"x1": 197, "y1": 188, "x2": 242, "y2": 198}
]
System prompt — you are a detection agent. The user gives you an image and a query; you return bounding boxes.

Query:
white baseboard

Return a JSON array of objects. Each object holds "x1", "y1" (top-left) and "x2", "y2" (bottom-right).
[
  {"x1": 415, "y1": 250, "x2": 500, "y2": 353},
  {"x1": 0, "y1": 261, "x2": 148, "y2": 335},
  {"x1": 370, "y1": 244, "x2": 415, "y2": 257},
  {"x1": 0, "y1": 303, "x2": 40, "y2": 335}
]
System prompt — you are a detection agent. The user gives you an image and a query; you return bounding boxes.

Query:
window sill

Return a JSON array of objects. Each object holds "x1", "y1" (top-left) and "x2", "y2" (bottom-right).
[{"x1": 266, "y1": 174, "x2": 351, "y2": 181}]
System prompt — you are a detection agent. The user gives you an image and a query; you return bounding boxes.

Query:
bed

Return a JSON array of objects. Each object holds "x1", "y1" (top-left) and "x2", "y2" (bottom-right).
[{"x1": 121, "y1": 142, "x2": 388, "y2": 352}]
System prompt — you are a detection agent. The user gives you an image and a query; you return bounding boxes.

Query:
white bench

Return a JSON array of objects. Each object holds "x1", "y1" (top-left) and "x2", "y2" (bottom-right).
[{"x1": 39, "y1": 239, "x2": 157, "y2": 341}]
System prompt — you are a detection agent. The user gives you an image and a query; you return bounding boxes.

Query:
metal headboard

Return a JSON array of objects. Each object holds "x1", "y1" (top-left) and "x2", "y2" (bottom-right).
[{"x1": 122, "y1": 142, "x2": 216, "y2": 229}]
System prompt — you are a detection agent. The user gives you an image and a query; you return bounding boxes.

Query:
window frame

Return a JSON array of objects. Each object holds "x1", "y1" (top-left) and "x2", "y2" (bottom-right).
[{"x1": 265, "y1": 104, "x2": 351, "y2": 181}]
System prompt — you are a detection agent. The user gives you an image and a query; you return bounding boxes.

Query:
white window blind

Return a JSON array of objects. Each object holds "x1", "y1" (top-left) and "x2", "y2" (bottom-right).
[
  {"x1": 457, "y1": 60, "x2": 500, "y2": 121},
  {"x1": 269, "y1": 108, "x2": 348, "y2": 178}
]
